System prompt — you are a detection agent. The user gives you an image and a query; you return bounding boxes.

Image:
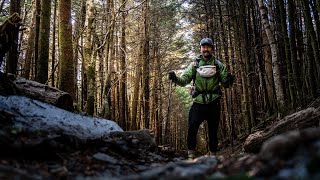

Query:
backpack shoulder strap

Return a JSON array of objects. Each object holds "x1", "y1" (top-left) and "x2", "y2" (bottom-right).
[
  {"x1": 192, "y1": 58, "x2": 201, "y2": 86},
  {"x1": 214, "y1": 58, "x2": 222, "y2": 70},
  {"x1": 214, "y1": 58, "x2": 223, "y2": 81}
]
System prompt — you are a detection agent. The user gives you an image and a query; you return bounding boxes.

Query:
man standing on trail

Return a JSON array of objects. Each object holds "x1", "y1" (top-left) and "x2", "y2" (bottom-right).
[{"x1": 168, "y1": 38, "x2": 234, "y2": 159}]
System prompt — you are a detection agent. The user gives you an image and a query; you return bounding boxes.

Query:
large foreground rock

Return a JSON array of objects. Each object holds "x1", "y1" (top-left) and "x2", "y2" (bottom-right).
[{"x1": 0, "y1": 95, "x2": 123, "y2": 140}]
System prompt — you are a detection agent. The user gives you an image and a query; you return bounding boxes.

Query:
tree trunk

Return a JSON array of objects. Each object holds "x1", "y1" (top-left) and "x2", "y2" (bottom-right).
[
  {"x1": 151, "y1": 46, "x2": 159, "y2": 143},
  {"x1": 105, "y1": 0, "x2": 115, "y2": 120},
  {"x1": 227, "y1": 0, "x2": 240, "y2": 139},
  {"x1": 23, "y1": 2, "x2": 36, "y2": 79},
  {"x1": 36, "y1": 0, "x2": 51, "y2": 84},
  {"x1": 163, "y1": 80, "x2": 172, "y2": 145},
  {"x1": 251, "y1": 2, "x2": 272, "y2": 115},
  {"x1": 239, "y1": 0, "x2": 252, "y2": 133},
  {"x1": 218, "y1": 0, "x2": 234, "y2": 142},
  {"x1": 51, "y1": 0, "x2": 57, "y2": 87},
  {"x1": 131, "y1": 47, "x2": 142, "y2": 130},
  {"x1": 156, "y1": 46, "x2": 163, "y2": 144},
  {"x1": 143, "y1": 0, "x2": 150, "y2": 129},
  {"x1": 100, "y1": 0, "x2": 114, "y2": 119},
  {"x1": 258, "y1": 0, "x2": 285, "y2": 108},
  {"x1": 311, "y1": 1, "x2": 320, "y2": 50},
  {"x1": 73, "y1": 0, "x2": 86, "y2": 105},
  {"x1": 288, "y1": 0, "x2": 304, "y2": 107},
  {"x1": 302, "y1": 0, "x2": 320, "y2": 83},
  {"x1": 18, "y1": 1, "x2": 28, "y2": 72},
  {"x1": 101, "y1": 73, "x2": 111, "y2": 119},
  {"x1": 306, "y1": 32, "x2": 318, "y2": 97},
  {"x1": 109, "y1": 2, "x2": 116, "y2": 121},
  {"x1": 34, "y1": 0, "x2": 40, "y2": 79},
  {"x1": 262, "y1": 30, "x2": 275, "y2": 109},
  {"x1": 277, "y1": 0, "x2": 296, "y2": 107},
  {"x1": 58, "y1": 0, "x2": 75, "y2": 100},
  {"x1": 6, "y1": 0, "x2": 21, "y2": 74},
  {"x1": 119, "y1": 0, "x2": 127, "y2": 130},
  {"x1": 84, "y1": 0, "x2": 95, "y2": 116},
  {"x1": 246, "y1": 2, "x2": 256, "y2": 127}
]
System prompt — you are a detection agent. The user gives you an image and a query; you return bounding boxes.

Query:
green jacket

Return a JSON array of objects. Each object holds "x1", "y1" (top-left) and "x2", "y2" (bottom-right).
[{"x1": 176, "y1": 55, "x2": 229, "y2": 104}]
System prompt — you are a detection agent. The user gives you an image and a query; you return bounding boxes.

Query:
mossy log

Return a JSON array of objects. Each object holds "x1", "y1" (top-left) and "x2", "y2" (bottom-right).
[
  {"x1": 243, "y1": 107, "x2": 320, "y2": 153},
  {"x1": 0, "y1": 73, "x2": 73, "y2": 111}
]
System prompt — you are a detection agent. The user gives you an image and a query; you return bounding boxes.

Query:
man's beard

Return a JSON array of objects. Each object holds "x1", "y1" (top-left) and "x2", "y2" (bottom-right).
[{"x1": 202, "y1": 52, "x2": 212, "y2": 59}]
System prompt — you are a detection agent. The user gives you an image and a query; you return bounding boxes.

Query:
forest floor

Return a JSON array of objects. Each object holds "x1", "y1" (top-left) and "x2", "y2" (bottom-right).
[
  {"x1": 1, "y1": 112, "x2": 320, "y2": 180},
  {"x1": 217, "y1": 141, "x2": 244, "y2": 158},
  {"x1": 1, "y1": 74, "x2": 320, "y2": 179}
]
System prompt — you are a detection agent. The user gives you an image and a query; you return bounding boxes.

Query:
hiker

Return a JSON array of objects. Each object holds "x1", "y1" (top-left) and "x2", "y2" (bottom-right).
[{"x1": 168, "y1": 37, "x2": 234, "y2": 159}]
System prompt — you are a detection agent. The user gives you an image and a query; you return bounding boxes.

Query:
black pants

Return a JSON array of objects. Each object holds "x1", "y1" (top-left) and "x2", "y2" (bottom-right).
[{"x1": 187, "y1": 100, "x2": 221, "y2": 152}]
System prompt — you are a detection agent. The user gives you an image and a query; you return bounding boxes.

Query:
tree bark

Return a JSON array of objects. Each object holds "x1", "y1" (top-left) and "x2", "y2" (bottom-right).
[
  {"x1": 34, "y1": 0, "x2": 40, "y2": 78},
  {"x1": 257, "y1": 0, "x2": 285, "y2": 108},
  {"x1": 143, "y1": 0, "x2": 150, "y2": 129},
  {"x1": 6, "y1": 0, "x2": 21, "y2": 74},
  {"x1": 109, "y1": 2, "x2": 116, "y2": 121},
  {"x1": 311, "y1": 0, "x2": 320, "y2": 49},
  {"x1": 58, "y1": 0, "x2": 75, "y2": 100},
  {"x1": 239, "y1": 0, "x2": 252, "y2": 133},
  {"x1": 288, "y1": 0, "x2": 304, "y2": 107},
  {"x1": 101, "y1": 0, "x2": 115, "y2": 120},
  {"x1": 73, "y1": 0, "x2": 86, "y2": 104},
  {"x1": 23, "y1": 2, "x2": 36, "y2": 79},
  {"x1": 119, "y1": 0, "x2": 127, "y2": 130},
  {"x1": 131, "y1": 46, "x2": 142, "y2": 130},
  {"x1": 51, "y1": 0, "x2": 57, "y2": 87},
  {"x1": 306, "y1": 32, "x2": 318, "y2": 97},
  {"x1": 252, "y1": 1, "x2": 272, "y2": 115},
  {"x1": 84, "y1": 0, "x2": 95, "y2": 115},
  {"x1": 302, "y1": 0, "x2": 320, "y2": 83},
  {"x1": 36, "y1": 0, "x2": 51, "y2": 84},
  {"x1": 277, "y1": 0, "x2": 296, "y2": 107}
]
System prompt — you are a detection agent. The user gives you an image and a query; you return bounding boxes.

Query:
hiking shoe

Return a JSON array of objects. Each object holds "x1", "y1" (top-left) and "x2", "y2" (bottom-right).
[{"x1": 187, "y1": 150, "x2": 195, "y2": 160}]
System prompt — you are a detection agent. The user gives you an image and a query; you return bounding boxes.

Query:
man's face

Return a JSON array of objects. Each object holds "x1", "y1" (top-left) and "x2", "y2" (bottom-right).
[{"x1": 200, "y1": 44, "x2": 214, "y2": 58}]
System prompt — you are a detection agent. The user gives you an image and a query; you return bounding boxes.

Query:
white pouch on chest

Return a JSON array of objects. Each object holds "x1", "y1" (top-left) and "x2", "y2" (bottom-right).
[{"x1": 196, "y1": 65, "x2": 217, "y2": 78}]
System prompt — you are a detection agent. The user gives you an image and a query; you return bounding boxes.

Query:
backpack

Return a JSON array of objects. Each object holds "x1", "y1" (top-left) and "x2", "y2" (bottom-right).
[
  {"x1": 190, "y1": 57, "x2": 222, "y2": 100},
  {"x1": 192, "y1": 58, "x2": 221, "y2": 86}
]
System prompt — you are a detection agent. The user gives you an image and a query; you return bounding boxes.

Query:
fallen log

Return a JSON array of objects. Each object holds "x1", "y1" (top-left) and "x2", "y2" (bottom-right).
[
  {"x1": 243, "y1": 107, "x2": 320, "y2": 153},
  {"x1": 0, "y1": 73, "x2": 73, "y2": 111}
]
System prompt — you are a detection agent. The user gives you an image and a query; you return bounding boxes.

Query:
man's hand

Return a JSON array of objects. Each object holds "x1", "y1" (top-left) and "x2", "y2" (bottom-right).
[
  {"x1": 168, "y1": 71, "x2": 177, "y2": 82},
  {"x1": 222, "y1": 73, "x2": 235, "y2": 88}
]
